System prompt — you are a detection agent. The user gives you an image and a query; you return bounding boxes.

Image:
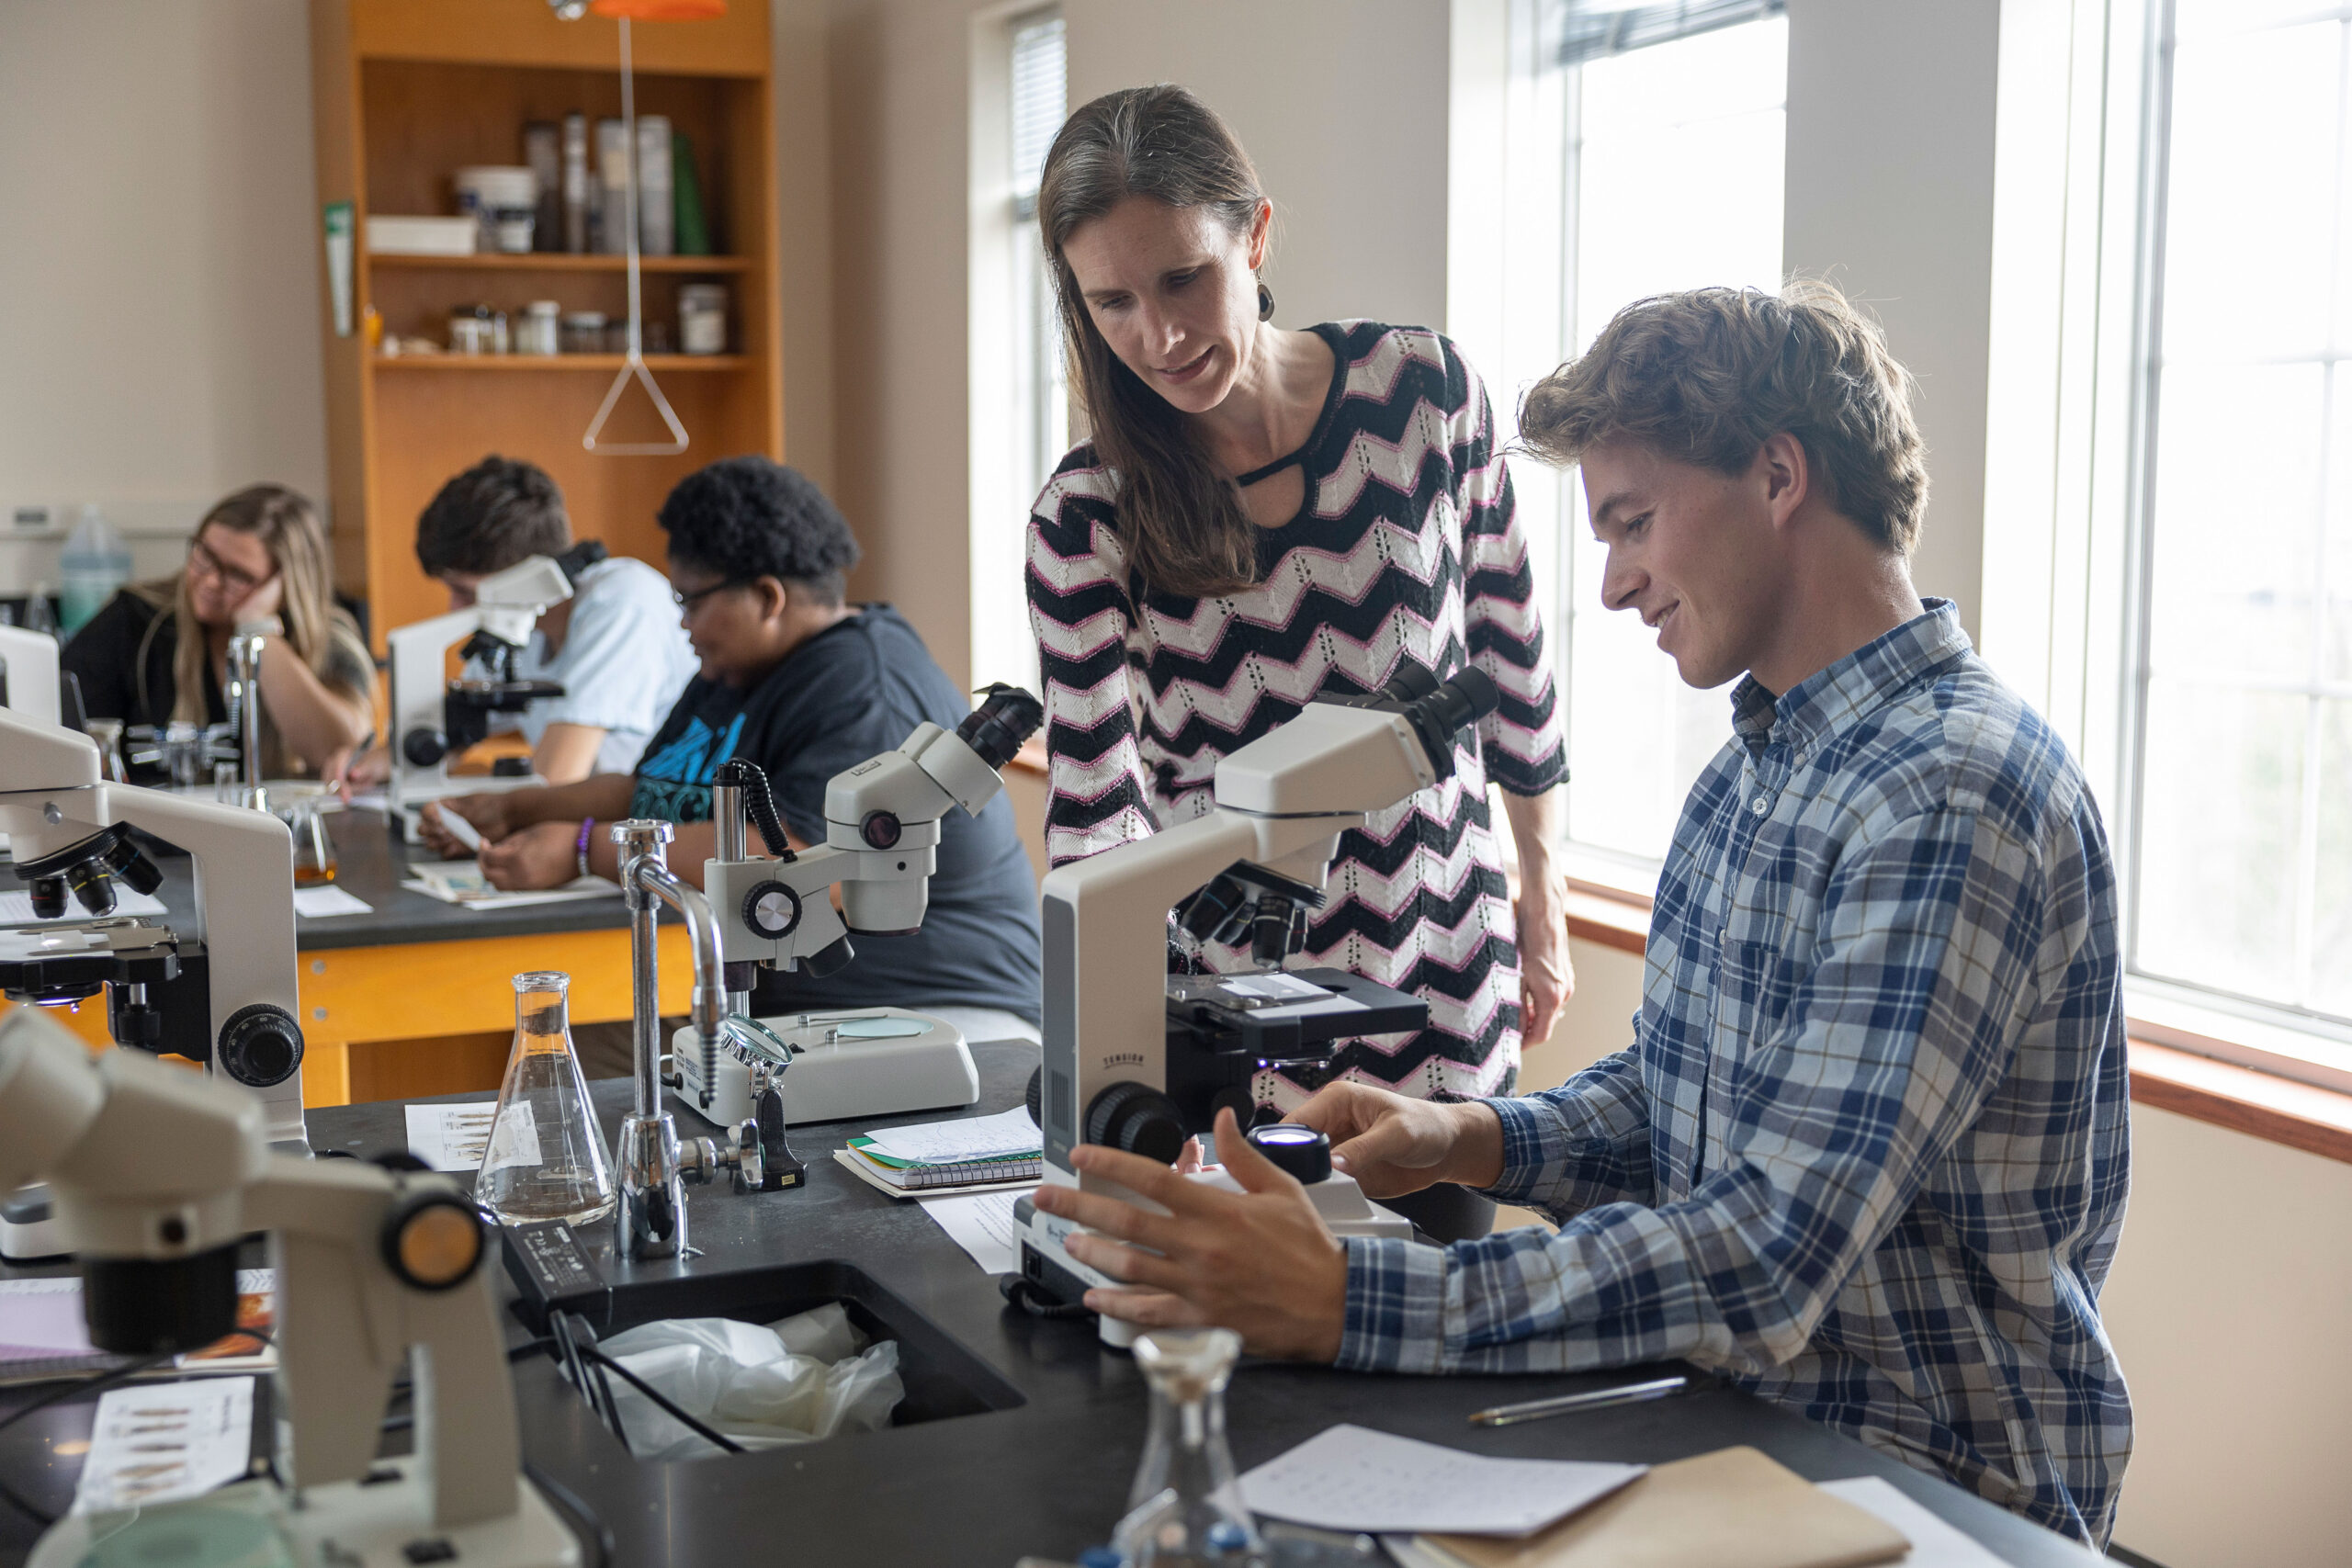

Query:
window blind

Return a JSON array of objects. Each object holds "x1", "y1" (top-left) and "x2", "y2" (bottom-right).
[
  {"x1": 1555, "y1": 0, "x2": 1784, "y2": 68},
  {"x1": 1010, "y1": 10, "x2": 1066, "y2": 220}
]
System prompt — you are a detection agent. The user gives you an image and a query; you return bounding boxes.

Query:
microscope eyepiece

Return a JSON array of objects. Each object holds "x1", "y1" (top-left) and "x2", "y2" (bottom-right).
[
  {"x1": 956, "y1": 683, "x2": 1046, "y2": 771},
  {"x1": 1374, "y1": 663, "x2": 1502, "y2": 782},
  {"x1": 1374, "y1": 660, "x2": 1442, "y2": 705}
]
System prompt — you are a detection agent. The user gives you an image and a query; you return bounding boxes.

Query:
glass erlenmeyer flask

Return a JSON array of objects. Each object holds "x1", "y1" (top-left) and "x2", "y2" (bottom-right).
[
  {"x1": 479, "y1": 972, "x2": 616, "y2": 1226},
  {"x1": 1114, "y1": 1328, "x2": 1261, "y2": 1567}
]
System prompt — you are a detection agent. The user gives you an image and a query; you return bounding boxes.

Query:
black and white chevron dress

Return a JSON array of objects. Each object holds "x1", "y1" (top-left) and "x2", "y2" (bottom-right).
[{"x1": 1025, "y1": 321, "x2": 1566, "y2": 1104}]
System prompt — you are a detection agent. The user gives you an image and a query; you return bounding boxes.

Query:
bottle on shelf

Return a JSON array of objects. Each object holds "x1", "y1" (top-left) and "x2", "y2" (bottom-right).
[{"x1": 58, "y1": 504, "x2": 130, "y2": 637}]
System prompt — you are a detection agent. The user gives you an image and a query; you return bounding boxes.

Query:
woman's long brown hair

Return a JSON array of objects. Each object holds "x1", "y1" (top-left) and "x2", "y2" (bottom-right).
[{"x1": 1037, "y1": 85, "x2": 1267, "y2": 599}]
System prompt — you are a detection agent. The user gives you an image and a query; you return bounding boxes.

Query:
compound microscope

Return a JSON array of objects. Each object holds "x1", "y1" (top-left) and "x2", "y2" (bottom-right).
[
  {"x1": 0, "y1": 1003, "x2": 580, "y2": 1568},
  {"x1": 0, "y1": 705, "x2": 311, "y2": 1258},
  {"x1": 386, "y1": 552, "x2": 577, "y2": 840},
  {"x1": 1014, "y1": 662, "x2": 1503, "y2": 1343},
  {"x1": 668, "y1": 683, "x2": 1047, "y2": 1132}
]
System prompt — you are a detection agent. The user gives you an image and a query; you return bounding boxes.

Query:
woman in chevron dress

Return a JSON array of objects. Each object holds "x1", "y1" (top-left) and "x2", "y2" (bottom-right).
[{"x1": 1023, "y1": 86, "x2": 1570, "y2": 1242}]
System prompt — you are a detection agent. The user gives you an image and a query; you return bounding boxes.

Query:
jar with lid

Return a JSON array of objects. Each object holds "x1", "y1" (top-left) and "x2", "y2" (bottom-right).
[
  {"x1": 516, "y1": 300, "x2": 562, "y2": 356},
  {"x1": 449, "y1": 303, "x2": 508, "y2": 355},
  {"x1": 678, "y1": 283, "x2": 729, "y2": 355},
  {"x1": 560, "y1": 310, "x2": 608, "y2": 355}
]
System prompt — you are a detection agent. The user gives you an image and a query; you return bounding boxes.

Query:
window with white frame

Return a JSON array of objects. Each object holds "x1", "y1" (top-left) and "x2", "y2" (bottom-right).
[
  {"x1": 969, "y1": 6, "x2": 1065, "y2": 694},
  {"x1": 2127, "y1": 0, "x2": 2352, "y2": 1040},
  {"x1": 1466, "y1": 0, "x2": 1788, "y2": 883}
]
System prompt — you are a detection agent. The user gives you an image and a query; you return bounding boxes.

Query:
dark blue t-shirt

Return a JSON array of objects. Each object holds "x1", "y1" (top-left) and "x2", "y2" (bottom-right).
[{"x1": 630, "y1": 605, "x2": 1042, "y2": 1024}]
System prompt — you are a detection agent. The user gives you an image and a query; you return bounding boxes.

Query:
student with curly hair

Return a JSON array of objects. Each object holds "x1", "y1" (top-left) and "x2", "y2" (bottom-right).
[{"x1": 424, "y1": 457, "x2": 1043, "y2": 1061}]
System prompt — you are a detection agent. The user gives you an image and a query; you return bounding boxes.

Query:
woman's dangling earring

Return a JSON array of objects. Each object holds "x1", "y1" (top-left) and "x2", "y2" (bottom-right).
[{"x1": 1257, "y1": 280, "x2": 1275, "y2": 322}]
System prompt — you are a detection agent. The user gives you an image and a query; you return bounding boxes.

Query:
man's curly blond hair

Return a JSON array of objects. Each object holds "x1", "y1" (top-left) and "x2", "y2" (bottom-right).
[{"x1": 1518, "y1": 280, "x2": 1929, "y2": 554}]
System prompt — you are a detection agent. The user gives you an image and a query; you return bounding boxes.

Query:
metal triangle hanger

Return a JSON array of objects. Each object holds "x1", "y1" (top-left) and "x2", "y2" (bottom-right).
[{"x1": 582, "y1": 16, "x2": 690, "y2": 456}]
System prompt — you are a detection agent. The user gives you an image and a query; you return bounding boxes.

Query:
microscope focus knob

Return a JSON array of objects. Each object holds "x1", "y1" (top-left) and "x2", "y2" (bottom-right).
[
  {"x1": 401, "y1": 727, "x2": 448, "y2": 768},
  {"x1": 1083, "y1": 1081, "x2": 1188, "y2": 1165},
  {"x1": 216, "y1": 1003, "x2": 304, "y2": 1089},
  {"x1": 743, "y1": 880, "x2": 802, "y2": 941},
  {"x1": 380, "y1": 1187, "x2": 485, "y2": 1292}
]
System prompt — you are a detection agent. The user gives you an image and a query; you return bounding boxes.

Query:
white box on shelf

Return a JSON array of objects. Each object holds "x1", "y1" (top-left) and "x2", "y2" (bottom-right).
[{"x1": 364, "y1": 215, "x2": 478, "y2": 256}]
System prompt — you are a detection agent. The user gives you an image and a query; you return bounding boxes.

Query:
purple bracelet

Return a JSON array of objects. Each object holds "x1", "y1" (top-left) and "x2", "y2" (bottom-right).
[{"x1": 575, "y1": 818, "x2": 596, "y2": 881}]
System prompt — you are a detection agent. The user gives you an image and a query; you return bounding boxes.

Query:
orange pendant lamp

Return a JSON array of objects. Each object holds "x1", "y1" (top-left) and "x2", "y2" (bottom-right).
[{"x1": 588, "y1": 0, "x2": 726, "y2": 18}]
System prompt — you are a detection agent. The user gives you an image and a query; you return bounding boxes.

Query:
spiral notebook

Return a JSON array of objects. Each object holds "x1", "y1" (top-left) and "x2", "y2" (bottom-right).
[{"x1": 838, "y1": 1137, "x2": 1041, "y2": 1193}]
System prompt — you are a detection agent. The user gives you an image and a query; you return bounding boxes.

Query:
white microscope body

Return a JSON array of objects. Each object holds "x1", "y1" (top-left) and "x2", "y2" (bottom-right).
[
  {"x1": 1013, "y1": 664, "x2": 1501, "y2": 1342},
  {"x1": 0, "y1": 1005, "x2": 579, "y2": 1568},
  {"x1": 676, "y1": 685, "x2": 1045, "y2": 1129},
  {"x1": 0, "y1": 705, "x2": 308, "y2": 1148},
  {"x1": 387, "y1": 553, "x2": 572, "y2": 838},
  {"x1": 0, "y1": 621, "x2": 61, "y2": 726}
]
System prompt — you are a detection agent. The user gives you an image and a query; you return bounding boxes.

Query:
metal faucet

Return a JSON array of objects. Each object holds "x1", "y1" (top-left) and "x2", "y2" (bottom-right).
[
  {"x1": 611, "y1": 818, "x2": 729, "y2": 1261},
  {"x1": 226, "y1": 632, "x2": 268, "y2": 811}
]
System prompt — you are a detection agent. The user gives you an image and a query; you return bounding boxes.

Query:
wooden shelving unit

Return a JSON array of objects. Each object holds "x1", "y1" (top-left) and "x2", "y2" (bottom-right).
[
  {"x1": 368, "y1": 252, "x2": 758, "y2": 273},
  {"x1": 373, "y1": 354, "x2": 752, "y2": 373},
  {"x1": 309, "y1": 0, "x2": 782, "y2": 649}
]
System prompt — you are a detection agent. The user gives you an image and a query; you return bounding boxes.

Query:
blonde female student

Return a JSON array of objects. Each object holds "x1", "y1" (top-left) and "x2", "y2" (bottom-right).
[{"x1": 63, "y1": 484, "x2": 374, "y2": 783}]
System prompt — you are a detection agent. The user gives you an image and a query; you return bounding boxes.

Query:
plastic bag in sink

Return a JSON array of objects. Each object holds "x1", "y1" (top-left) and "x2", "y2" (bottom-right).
[{"x1": 597, "y1": 1302, "x2": 904, "y2": 1459}]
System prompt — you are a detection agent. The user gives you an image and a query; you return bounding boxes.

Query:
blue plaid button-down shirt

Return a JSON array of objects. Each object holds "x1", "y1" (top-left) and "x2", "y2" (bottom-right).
[{"x1": 1336, "y1": 601, "x2": 2132, "y2": 1545}]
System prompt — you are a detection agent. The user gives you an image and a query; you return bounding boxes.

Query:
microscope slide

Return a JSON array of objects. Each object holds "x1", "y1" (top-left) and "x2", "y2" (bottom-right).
[{"x1": 430, "y1": 806, "x2": 483, "y2": 852}]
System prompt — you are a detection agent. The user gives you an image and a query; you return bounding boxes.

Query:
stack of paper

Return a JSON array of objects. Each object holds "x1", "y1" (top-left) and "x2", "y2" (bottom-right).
[
  {"x1": 1238, "y1": 1425, "x2": 1645, "y2": 1538},
  {"x1": 402, "y1": 859, "x2": 616, "y2": 911}
]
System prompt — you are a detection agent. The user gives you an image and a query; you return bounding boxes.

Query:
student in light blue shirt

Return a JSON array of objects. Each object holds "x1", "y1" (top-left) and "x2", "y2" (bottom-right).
[{"x1": 345, "y1": 457, "x2": 695, "y2": 785}]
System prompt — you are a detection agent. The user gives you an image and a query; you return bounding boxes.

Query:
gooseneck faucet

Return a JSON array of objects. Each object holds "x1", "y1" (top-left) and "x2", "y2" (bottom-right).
[{"x1": 612, "y1": 818, "x2": 729, "y2": 1260}]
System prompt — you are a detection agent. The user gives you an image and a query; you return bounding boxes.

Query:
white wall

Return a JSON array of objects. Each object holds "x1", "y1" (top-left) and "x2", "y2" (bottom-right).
[
  {"x1": 1783, "y1": 0, "x2": 1999, "y2": 640},
  {"x1": 0, "y1": 0, "x2": 329, "y2": 574},
  {"x1": 1065, "y1": 0, "x2": 1453, "y2": 334}
]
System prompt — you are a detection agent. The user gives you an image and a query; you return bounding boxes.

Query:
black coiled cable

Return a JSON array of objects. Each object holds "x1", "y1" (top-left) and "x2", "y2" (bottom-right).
[{"x1": 713, "y1": 758, "x2": 792, "y2": 859}]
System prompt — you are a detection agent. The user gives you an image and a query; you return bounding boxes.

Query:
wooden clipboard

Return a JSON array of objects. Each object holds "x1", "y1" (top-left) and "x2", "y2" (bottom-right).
[{"x1": 1419, "y1": 1446, "x2": 1912, "y2": 1568}]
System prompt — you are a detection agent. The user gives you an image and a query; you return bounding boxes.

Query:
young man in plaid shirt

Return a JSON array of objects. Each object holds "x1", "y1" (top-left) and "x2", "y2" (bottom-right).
[{"x1": 1032, "y1": 281, "x2": 2133, "y2": 1546}]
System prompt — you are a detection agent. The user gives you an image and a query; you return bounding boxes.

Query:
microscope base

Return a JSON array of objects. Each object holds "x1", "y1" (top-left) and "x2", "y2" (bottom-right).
[
  {"x1": 28, "y1": 1463, "x2": 582, "y2": 1568},
  {"x1": 671, "y1": 1008, "x2": 978, "y2": 1128},
  {"x1": 0, "y1": 1184, "x2": 65, "y2": 1262}
]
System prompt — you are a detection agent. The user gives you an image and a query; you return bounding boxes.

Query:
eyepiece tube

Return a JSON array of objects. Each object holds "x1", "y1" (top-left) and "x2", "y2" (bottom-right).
[
  {"x1": 956, "y1": 683, "x2": 1046, "y2": 771},
  {"x1": 1390, "y1": 665, "x2": 1502, "y2": 781}
]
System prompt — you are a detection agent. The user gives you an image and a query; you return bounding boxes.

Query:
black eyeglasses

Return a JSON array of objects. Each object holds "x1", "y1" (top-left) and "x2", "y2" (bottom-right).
[
  {"x1": 187, "y1": 536, "x2": 274, "y2": 599},
  {"x1": 670, "y1": 580, "x2": 752, "y2": 615}
]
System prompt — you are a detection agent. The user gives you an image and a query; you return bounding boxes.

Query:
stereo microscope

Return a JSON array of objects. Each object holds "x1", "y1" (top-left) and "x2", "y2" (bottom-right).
[
  {"x1": 386, "y1": 553, "x2": 573, "y2": 839},
  {"x1": 1013, "y1": 662, "x2": 1501, "y2": 1340},
  {"x1": 671, "y1": 683, "x2": 1045, "y2": 1130},
  {"x1": 0, "y1": 1003, "x2": 579, "y2": 1568}
]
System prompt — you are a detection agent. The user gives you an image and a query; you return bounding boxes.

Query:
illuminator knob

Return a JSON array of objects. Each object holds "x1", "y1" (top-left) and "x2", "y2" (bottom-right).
[{"x1": 1244, "y1": 1122, "x2": 1333, "y2": 1184}]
